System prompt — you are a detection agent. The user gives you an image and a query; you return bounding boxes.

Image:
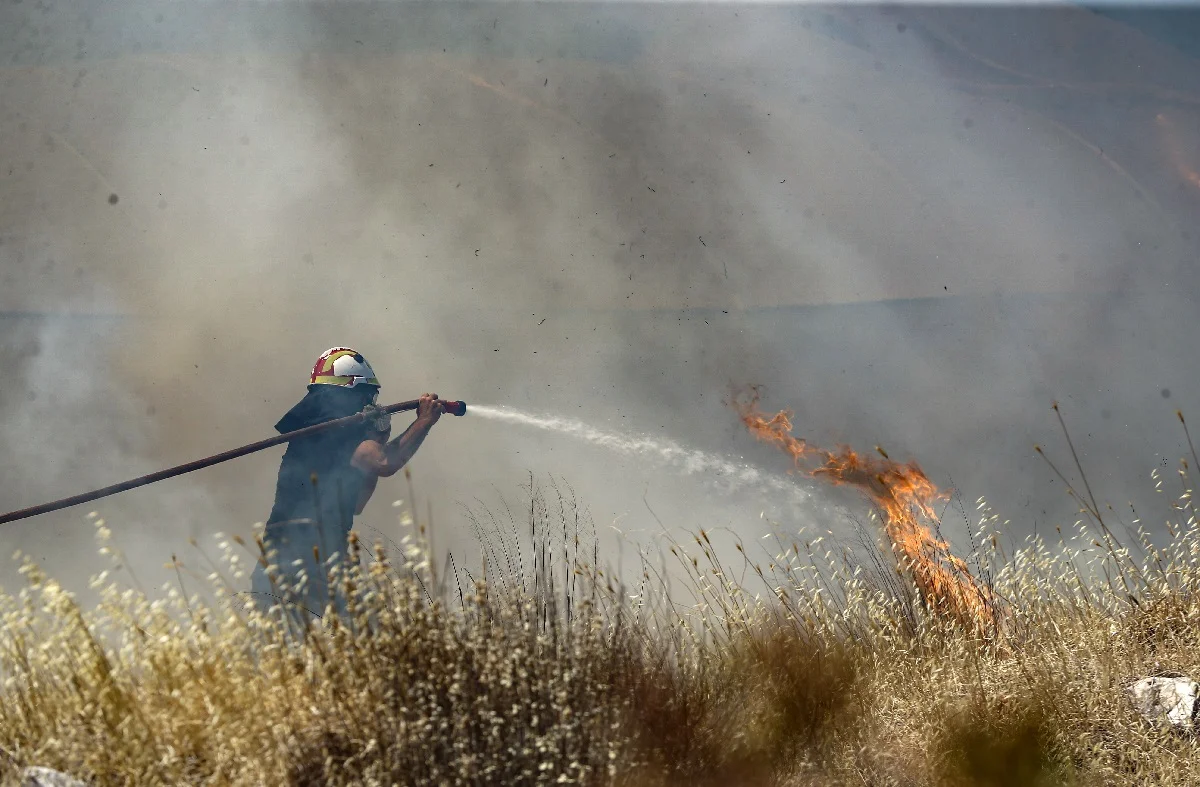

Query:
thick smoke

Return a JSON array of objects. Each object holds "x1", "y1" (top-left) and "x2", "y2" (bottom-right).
[{"x1": 0, "y1": 1, "x2": 1197, "y2": 602}]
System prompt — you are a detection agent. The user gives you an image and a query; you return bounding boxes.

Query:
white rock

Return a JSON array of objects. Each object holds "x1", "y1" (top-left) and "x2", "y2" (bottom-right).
[
  {"x1": 20, "y1": 767, "x2": 86, "y2": 787},
  {"x1": 1127, "y1": 675, "x2": 1200, "y2": 731}
]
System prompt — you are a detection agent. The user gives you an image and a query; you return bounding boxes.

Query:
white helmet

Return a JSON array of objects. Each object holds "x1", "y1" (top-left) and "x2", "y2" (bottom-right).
[{"x1": 309, "y1": 347, "x2": 380, "y2": 389}]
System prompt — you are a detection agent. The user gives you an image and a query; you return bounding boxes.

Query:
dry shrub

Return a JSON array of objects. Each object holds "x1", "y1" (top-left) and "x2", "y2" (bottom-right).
[
  {"x1": 936, "y1": 699, "x2": 1066, "y2": 787},
  {"x1": 617, "y1": 626, "x2": 860, "y2": 787},
  {"x1": 729, "y1": 628, "x2": 860, "y2": 767}
]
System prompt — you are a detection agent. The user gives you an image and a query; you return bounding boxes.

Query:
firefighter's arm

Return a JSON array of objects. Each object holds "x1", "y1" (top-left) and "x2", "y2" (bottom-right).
[{"x1": 350, "y1": 393, "x2": 444, "y2": 479}]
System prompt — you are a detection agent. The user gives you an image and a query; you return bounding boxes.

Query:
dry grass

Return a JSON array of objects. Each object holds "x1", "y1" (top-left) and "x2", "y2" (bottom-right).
[{"x1": 2, "y1": 451, "x2": 1200, "y2": 786}]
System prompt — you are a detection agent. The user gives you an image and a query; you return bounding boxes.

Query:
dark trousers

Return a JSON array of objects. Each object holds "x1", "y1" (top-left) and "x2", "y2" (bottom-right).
[{"x1": 248, "y1": 518, "x2": 354, "y2": 620}]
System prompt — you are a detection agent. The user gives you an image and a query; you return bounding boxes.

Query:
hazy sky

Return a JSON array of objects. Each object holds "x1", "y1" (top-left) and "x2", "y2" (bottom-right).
[{"x1": 0, "y1": 0, "x2": 1197, "y2": 604}]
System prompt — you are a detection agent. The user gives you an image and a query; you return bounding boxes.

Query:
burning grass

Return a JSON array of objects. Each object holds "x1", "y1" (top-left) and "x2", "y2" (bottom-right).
[
  {"x1": 733, "y1": 385, "x2": 1001, "y2": 638},
  {"x1": 3, "y1": 410, "x2": 1200, "y2": 785}
]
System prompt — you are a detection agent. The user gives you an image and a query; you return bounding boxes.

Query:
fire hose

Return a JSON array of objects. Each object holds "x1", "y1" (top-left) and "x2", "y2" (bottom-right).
[{"x1": 0, "y1": 397, "x2": 467, "y2": 526}]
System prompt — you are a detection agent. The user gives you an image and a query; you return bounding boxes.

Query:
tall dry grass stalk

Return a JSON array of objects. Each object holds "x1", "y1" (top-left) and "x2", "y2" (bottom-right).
[{"x1": 2, "y1": 446, "x2": 1200, "y2": 785}]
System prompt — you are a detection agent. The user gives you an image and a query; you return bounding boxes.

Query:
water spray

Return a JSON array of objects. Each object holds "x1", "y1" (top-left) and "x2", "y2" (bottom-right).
[
  {"x1": 470, "y1": 404, "x2": 811, "y2": 504},
  {"x1": 0, "y1": 397, "x2": 467, "y2": 526}
]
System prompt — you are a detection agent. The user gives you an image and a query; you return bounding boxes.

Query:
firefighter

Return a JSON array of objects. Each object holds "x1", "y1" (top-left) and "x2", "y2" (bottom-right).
[{"x1": 248, "y1": 347, "x2": 444, "y2": 618}]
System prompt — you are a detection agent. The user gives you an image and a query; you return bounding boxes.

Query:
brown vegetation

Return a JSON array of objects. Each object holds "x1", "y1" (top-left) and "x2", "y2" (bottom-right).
[{"x1": 1, "y1": 440, "x2": 1199, "y2": 785}]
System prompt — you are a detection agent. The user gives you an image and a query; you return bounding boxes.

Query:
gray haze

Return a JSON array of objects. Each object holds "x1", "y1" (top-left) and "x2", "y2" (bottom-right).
[{"x1": 0, "y1": 0, "x2": 1198, "y2": 602}]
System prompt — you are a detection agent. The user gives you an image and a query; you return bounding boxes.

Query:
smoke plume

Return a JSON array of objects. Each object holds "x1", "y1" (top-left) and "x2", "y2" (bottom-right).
[{"x1": 1, "y1": 0, "x2": 1197, "y2": 602}]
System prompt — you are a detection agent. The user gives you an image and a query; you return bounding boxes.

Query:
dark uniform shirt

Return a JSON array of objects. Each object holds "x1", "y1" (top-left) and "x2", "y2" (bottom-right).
[
  {"x1": 265, "y1": 384, "x2": 381, "y2": 532},
  {"x1": 267, "y1": 427, "x2": 371, "y2": 532}
]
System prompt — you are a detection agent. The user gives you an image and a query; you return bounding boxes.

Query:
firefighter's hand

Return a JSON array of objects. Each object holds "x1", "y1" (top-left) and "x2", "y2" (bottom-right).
[{"x1": 416, "y1": 392, "x2": 444, "y2": 426}]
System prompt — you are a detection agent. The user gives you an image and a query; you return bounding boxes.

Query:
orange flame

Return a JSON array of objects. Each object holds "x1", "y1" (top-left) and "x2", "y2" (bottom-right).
[{"x1": 733, "y1": 387, "x2": 999, "y2": 634}]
